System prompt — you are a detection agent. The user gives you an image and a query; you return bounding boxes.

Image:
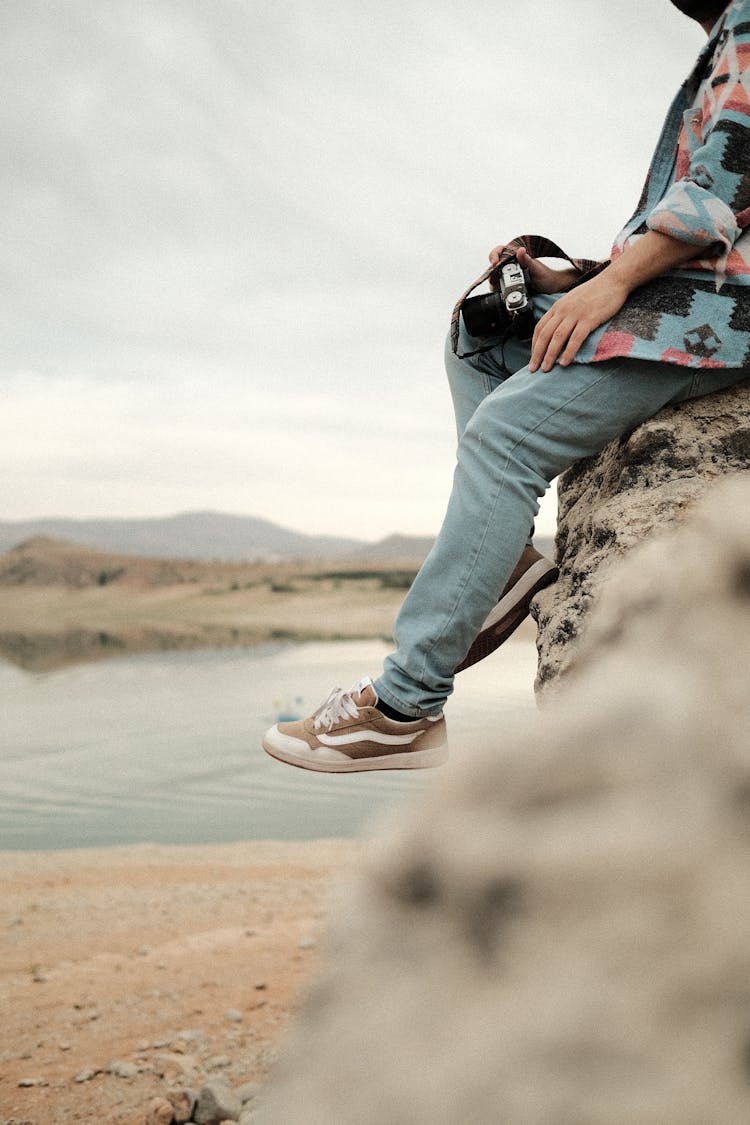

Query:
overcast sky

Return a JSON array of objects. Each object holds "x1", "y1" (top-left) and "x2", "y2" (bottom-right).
[{"x1": 1, "y1": 1, "x2": 705, "y2": 540}]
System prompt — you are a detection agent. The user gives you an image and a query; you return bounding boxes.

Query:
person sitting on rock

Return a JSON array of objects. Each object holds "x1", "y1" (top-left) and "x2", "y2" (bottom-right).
[{"x1": 263, "y1": 0, "x2": 750, "y2": 773}]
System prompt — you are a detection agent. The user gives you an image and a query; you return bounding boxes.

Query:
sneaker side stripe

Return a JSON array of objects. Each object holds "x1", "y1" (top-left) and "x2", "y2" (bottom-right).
[
  {"x1": 480, "y1": 558, "x2": 558, "y2": 631},
  {"x1": 317, "y1": 731, "x2": 421, "y2": 748}
]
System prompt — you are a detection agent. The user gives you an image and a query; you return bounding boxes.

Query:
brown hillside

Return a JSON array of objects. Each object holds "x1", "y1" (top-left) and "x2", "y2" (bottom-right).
[{"x1": 0, "y1": 536, "x2": 265, "y2": 589}]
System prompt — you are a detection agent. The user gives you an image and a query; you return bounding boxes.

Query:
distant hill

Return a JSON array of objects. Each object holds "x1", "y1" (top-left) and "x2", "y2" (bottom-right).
[
  {"x1": 0, "y1": 512, "x2": 554, "y2": 567},
  {"x1": 0, "y1": 535, "x2": 435, "y2": 590},
  {"x1": 0, "y1": 511, "x2": 408, "y2": 562},
  {"x1": 349, "y1": 533, "x2": 436, "y2": 563},
  {"x1": 0, "y1": 536, "x2": 262, "y2": 588}
]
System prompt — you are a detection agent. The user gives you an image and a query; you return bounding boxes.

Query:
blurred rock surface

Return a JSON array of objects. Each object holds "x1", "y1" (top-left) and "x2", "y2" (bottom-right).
[{"x1": 256, "y1": 477, "x2": 750, "y2": 1125}]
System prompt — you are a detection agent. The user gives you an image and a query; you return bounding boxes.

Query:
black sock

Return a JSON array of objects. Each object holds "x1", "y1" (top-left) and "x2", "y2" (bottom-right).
[{"x1": 376, "y1": 699, "x2": 414, "y2": 723}]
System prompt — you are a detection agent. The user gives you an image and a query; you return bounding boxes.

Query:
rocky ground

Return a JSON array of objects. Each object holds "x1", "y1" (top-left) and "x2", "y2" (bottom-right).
[{"x1": 0, "y1": 841, "x2": 356, "y2": 1125}]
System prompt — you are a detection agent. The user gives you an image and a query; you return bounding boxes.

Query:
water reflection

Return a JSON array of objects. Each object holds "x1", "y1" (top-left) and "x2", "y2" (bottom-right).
[
  {"x1": 0, "y1": 639, "x2": 539, "y2": 851},
  {"x1": 0, "y1": 629, "x2": 130, "y2": 672},
  {"x1": 0, "y1": 627, "x2": 261, "y2": 673}
]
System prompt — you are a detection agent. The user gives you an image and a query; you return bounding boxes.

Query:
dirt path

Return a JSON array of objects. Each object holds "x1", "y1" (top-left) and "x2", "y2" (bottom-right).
[{"x1": 0, "y1": 841, "x2": 356, "y2": 1125}]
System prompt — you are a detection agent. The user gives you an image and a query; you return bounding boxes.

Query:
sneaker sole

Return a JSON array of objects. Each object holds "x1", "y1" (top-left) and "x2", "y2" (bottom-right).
[
  {"x1": 263, "y1": 736, "x2": 449, "y2": 773},
  {"x1": 455, "y1": 558, "x2": 558, "y2": 673}
]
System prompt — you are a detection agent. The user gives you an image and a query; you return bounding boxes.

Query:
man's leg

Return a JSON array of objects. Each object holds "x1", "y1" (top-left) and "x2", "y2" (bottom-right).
[
  {"x1": 374, "y1": 357, "x2": 750, "y2": 718},
  {"x1": 262, "y1": 311, "x2": 555, "y2": 773},
  {"x1": 445, "y1": 297, "x2": 561, "y2": 597}
]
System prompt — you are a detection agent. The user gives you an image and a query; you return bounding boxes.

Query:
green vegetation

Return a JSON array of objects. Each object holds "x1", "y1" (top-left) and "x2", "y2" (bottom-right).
[
  {"x1": 378, "y1": 571, "x2": 417, "y2": 590},
  {"x1": 97, "y1": 568, "x2": 125, "y2": 586}
]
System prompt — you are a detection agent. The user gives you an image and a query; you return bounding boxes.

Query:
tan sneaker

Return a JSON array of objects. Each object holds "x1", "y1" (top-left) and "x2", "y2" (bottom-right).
[
  {"x1": 262, "y1": 677, "x2": 448, "y2": 773},
  {"x1": 455, "y1": 545, "x2": 558, "y2": 673}
]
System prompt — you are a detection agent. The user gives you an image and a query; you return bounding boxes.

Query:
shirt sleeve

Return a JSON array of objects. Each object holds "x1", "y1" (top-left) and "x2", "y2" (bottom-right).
[
  {"x1": 646, "y1": 180, "x2": 741, "y2": 252},
  {"x1": 646, "y1": 11, "x2": 750, "y2": 254}
]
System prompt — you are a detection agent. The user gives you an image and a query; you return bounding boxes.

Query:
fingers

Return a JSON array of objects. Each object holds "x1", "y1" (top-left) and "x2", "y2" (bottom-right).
[
  {"x1": 528, "y1": 274, "x2": 628, "y2": 372},
  {"x1": 529, "y1": 312, "x2": 563, "y2": 372},
  {"x1": 488, "y1": 245, "x2": 507, "y2": 289},
  {"x1": 489, "y1": 244, "x2": 533, "y2": 266},
  {"x1": 558, "y1": 322, "x2": 592, "y2": 367},
  {"x1": 530, "y1": 314, "x2": 596, "y2": 372},
  {"x1": 529, "y1": 310, "x2": 591, "y2": 373},
  {"x1": 489, "y1": 244, "x2": 534, "y2": 290}
]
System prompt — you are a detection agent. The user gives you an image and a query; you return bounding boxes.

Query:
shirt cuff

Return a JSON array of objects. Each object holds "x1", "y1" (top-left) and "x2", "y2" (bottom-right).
[{"x1": 646, "y1": 179, "x2": 741, "y2": 253}]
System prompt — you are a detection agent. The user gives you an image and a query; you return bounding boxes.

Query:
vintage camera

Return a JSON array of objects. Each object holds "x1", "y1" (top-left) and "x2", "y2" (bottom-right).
[{"x1": 461, "y1": 260, "x2": 534, "y2": 340}]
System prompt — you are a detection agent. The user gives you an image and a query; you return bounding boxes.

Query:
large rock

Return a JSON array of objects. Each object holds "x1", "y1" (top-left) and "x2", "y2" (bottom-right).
[
  {"x1": 531, "y1": 377, "x2": 750, "y2": 691},
  {"x1": 194, "y1": 1082, "x2": 242, "y2": 1125},
  {"x1": 256, "y1": 478, "x2": 750, "y2": 1125}
]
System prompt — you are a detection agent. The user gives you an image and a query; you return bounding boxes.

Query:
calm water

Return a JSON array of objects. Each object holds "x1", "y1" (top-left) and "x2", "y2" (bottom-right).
[{"x1": 0, "y1": 638, "x2": 539, "y2": 850}]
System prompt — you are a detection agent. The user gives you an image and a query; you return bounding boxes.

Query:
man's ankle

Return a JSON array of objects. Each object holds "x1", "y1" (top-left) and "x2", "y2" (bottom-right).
[{"x1": 376, "y1": 698, "x2": 416, "y2": 723}]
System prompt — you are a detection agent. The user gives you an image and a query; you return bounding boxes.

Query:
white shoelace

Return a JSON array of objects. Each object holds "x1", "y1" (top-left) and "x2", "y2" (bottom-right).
[{"x1": 312, "y1": 677, "x2": 371, "y2": 732}]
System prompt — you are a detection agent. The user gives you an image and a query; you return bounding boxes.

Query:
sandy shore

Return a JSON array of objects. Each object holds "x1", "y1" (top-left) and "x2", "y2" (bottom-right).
[{"x1": 0, "y1": 840, "x2": 358, "y2": 1125}]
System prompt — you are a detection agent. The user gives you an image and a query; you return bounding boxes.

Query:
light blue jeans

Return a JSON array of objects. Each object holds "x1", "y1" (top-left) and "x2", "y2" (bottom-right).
[{"x1": 374, "y1": 294, "x2": 750, "y2": 717}]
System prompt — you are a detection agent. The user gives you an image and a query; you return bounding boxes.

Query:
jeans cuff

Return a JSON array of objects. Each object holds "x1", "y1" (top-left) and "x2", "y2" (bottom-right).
[{"x1": 372, "y1": 678, "x2": 442, "y2": 720}]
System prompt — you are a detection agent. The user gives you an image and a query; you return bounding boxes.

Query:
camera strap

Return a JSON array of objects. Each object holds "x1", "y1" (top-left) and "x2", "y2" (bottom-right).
[{"x1": 450, "y1": 234, "x2": 609, "y2": 359}]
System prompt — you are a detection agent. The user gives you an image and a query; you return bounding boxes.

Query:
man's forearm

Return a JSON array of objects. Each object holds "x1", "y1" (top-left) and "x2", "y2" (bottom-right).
[{"x1": 606, "y1": 229, "x2": 704, "y2": 294}]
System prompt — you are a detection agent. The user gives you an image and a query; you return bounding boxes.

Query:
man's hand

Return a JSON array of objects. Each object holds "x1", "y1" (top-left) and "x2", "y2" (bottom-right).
[
  {"x1": 488, "y1": 244, "x2": 580, "y2": 295},
  {"x1": 529, "y1": 272, "x2": 630, "y2": 372},
  {"x1": 522, "y1": 229, "x2": 701, "y2": 373}
]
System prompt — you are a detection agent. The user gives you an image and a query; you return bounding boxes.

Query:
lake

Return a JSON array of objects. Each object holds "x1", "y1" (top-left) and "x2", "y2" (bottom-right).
[{"x1": 0, "y1": 638, "x2": 539, "y2": 850}]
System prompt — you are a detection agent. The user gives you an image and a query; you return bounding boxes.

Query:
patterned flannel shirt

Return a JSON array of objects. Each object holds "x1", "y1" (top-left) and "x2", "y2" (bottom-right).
[{"x1": 576, "y1": 0, "x2": 750, "y2": 369}]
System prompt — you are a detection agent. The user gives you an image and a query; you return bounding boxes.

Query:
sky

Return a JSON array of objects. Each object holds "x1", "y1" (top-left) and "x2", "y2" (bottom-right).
[{"x1": 1, "y1": 0, "x2": 705, "y2": 541}]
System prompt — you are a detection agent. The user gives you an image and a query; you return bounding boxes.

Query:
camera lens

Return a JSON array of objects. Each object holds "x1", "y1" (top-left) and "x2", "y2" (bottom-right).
[{"x1": 461, "y1": 291, "x2": 508, "y2": 337}]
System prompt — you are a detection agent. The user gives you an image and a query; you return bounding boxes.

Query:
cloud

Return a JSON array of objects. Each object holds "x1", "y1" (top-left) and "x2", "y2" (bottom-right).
[{"x1": 1, "y1": 0, "x2": 704, "y2": 537}]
